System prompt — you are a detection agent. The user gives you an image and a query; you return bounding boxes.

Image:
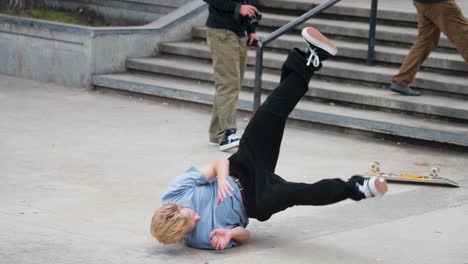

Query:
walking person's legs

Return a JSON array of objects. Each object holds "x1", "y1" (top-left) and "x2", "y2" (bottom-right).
[
  {"x1": 390, "y1": 3, "x2": 440, "y2": 96},
  {"x1": 429, "y1": 0, "x2": 468, "y2": 62}
]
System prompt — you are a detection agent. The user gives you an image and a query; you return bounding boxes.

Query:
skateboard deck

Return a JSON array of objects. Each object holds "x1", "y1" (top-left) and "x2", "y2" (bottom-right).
[{"x1": 359, "y1": 162, "x2": 460, "y2": 187}]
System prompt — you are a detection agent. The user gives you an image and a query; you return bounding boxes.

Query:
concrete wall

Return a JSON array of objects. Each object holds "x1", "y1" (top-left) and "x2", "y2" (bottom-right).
[
  {"x1": 0, "y1": 18, "x2": 94, "y2": 87},
  {"x1": 0, "y1": 0, "x2": 208, "y2": 88},
  {"x1": 44, "y1": 0, "x2": 193, "y2": 26}
]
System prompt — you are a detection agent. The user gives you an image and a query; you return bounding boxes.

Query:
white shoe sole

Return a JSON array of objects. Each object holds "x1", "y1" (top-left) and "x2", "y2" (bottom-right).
[
  {"x1": 301, "y1": 27, "x2": 338, "y2": 56},
  {"x1": 369, "y1": 177, "x2": 388, "y2": 197},
  {"x1": 219, "y1": 140, "x2": 240, "y2": 151}
]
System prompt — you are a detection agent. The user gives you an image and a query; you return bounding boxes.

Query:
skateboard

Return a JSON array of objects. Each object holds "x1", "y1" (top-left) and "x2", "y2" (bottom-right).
[{"x1": 359, "y1": 162, "x2": 460, "y2": 187}]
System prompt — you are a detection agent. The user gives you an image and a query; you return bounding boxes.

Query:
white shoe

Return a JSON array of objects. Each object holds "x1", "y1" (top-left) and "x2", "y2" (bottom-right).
[
  {"x1": 301, "y1": 27, "x2": 338, "y2": 67},
  {"x1": 355, "y1": 177, "x2": 388, "y2": 198},
  {"x1": 219, "y1": 129, "x2": 240, "y2": 151},
  {"x1": 301, "y1": 27, "x2": 338, "y2": 56}
]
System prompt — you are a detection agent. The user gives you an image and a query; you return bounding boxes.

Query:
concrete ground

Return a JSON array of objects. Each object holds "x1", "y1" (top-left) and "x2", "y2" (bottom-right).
[{"x1": 1, "y1": 74, "x2": 467, "y2": 264}]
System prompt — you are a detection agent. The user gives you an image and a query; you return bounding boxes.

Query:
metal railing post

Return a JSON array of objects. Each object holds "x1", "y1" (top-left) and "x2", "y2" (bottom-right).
[
  {"x1": 253, "y1": 46, "x2": 264, "y2": 111},
  {"x1": 367, "y1": 0, "x2": 378, "y2": 65}
]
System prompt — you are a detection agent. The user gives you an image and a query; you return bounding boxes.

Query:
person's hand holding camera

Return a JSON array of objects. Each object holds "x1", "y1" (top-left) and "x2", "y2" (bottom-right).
[
  {"x1": 248, "y1": 33, "x2": 259, "y2": 48},
  {"x1": 240, "y1": 4, "x2": 257, "y2": 17}
]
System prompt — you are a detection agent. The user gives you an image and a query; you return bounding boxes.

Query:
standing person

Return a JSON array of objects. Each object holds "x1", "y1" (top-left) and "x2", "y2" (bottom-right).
[
  {"x1": 389, "y1": 0, "x2": 468, "y2": 96},
  {"x1": 204, "y1": 0, "x2": 260, "y2": 151},
  {"x1": 150, "y1": 27, "x2": 389, "y2": 250}
]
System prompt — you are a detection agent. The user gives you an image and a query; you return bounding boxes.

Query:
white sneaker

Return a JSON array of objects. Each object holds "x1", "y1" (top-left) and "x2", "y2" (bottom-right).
[
  {"x1": 354, "y1": 176, "x2": 388, "y2": 198},
  {"x1": 301, "y1": 27, "x2": 338, "y2": 67},
  {"x1": 219, "y1": 129, "x2": 240, "y2": 151}
]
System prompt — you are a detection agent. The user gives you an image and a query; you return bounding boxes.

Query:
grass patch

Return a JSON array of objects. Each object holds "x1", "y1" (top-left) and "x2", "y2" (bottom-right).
[{"x1": 1, "y1": 8, "x2": 109, "y2": 27}]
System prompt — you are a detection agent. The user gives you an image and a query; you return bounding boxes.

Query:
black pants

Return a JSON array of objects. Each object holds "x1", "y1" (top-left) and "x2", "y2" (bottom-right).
[{"x1": 229, "y1": 49, "x2": 362, "y2": 222}]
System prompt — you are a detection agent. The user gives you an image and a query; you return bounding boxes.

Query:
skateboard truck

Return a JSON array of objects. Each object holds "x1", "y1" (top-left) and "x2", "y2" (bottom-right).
[
  {"x1": 430, "y1": 166, "x2": 440, "y2": 177},
  {"x1": 371, "y1": 161, "x2": 380, "y2": 173}
]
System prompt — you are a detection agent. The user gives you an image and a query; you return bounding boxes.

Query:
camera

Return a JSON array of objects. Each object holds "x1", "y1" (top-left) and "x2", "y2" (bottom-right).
[
  {"x1": 247, "y1": 38, "x2": 259, "y2": 47},
  {"x1": 247, "y1": 11, "x2": 262, "y2": 26}
]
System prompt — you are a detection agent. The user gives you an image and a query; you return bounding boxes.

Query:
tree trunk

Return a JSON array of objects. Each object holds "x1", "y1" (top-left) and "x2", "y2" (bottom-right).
[{"x1": 3, "y1": 0, "x2": 46, "y2": 10}]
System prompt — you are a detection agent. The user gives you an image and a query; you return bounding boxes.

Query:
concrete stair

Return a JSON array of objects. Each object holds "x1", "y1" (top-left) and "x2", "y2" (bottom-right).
[
  {"x1": 123, "y1": 53, "x2": 468, "y2": 120},
  {"x1": 260, "y1": 12, "x2": 454, "y2": 49},
  {"x1": 160, "y1": 38, "x2": 468, "y2": 96},
  {"x1": 94, "y1": 72, "x2": 468, "y2": 147},
  {"x1": 93, "y1": 1, "x2": 468, "y2": 148}
]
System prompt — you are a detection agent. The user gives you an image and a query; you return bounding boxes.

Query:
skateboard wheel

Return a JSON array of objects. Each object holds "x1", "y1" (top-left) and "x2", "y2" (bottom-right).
[
  {"x1": 430, "y1": 166, "x2": 440, "y2": 176},
  {"x1": 371, "y1": 161, "x2": 380, "y2": 172}
]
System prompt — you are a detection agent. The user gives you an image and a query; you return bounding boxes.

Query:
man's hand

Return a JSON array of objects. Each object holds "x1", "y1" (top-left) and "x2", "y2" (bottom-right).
[
  {"x1": 209, "y1": 227, "x2": 250, "y2": 250},
  {"x1": 210, "y1": 229, "x2": 232, "y2": 250},
  {"x1": 247, "y1": 33, "x2": 260, "y2": 47},
  {"x1": 240, "y1": 4, "x2": 257, "y2": 17},
  {"x1": 217, "y1": 177, "x2": 234, "y2": 205},
  {"x1": 200, "y1": 159, "x2": 233, "y2": 204}
]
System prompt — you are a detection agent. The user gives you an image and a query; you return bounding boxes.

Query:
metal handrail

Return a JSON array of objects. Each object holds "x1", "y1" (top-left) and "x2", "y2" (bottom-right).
[
  {"x1": 253, "y1": 0, "x2": 342, "y2": 111},
  {"x1": 253, "y1": 0, "x2": 379, "y2": 111},
  {"x1": 367, "y1": 0, "x2": 379, "y2": 65}
]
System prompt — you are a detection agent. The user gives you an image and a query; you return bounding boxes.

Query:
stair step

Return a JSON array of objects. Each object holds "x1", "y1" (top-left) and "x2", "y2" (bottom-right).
[
  {"x1": 258, "y1": 0, "x2": 418, "y2": 23},
  {"x1": 126, "y1": 54, "x2": 468, "y2": 120},
  {"x1": 191, "y1": 27, "x2": 467, "y2": 73},
  {"x1": 93, "y1": 72, "x2": 468, "y2": 147},
  {"x1": 260, "y1": 12, "x2": 454, "y2": 49},
  {"x1": 159, "y1": 40, "x2": 468, "y2": 95},
  {"x1": 92, "y1": 0, "x2": 467, "y2": 149}
]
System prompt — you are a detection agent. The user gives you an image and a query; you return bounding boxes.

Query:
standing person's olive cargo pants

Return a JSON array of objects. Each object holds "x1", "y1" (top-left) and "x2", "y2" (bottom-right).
[{"x1": 207, "y1": 28, "x2": 248, "y2": 143}]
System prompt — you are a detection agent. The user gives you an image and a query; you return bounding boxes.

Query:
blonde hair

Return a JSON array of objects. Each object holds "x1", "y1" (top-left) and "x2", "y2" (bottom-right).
[{"x1": 150, "y1": 203, "x2": 189, "y2": 244}]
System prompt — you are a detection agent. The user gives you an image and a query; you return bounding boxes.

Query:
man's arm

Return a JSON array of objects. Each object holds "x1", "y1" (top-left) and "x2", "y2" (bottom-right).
[
  {"x1": 200, "y1": 159, "x2": 234, "y2": 204},
  {"x1": 200, "y1": 159, "x2": 229, "y2": 182},
  {"x1": 230, "y1": 226, "x2": 251, "y2": 244},
  {"x1": 210, "y1": 227, "x2": 251, "y2": 250}
]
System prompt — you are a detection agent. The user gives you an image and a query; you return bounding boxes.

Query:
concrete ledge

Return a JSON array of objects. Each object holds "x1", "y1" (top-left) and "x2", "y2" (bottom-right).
[
  {"x1": 44, "y1": 0, "x2": 192, "y2": 25},
  {"x1": 0, "y1": 0, "x2": 208, "y2": 88}
]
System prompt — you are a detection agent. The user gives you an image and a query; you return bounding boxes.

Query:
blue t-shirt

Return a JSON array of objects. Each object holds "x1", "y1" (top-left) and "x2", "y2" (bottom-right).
[{"x1": 161, "y1": 166, "x2": 248, "y2": 249}]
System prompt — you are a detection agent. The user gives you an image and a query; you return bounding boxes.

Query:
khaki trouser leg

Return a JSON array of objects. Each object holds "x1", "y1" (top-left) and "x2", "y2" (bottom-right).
[
  {"x1": 239, "y1": 35, "x2": 248, "y2": 87},
  {"x1": 392, "y1": 3, "x2": 440, "y2": 87},
  {"x1": 429, "y1": 0, "x2": 468, "y2": 63},
  {"x1": 392, "y1": 0, "x2": 468, "y2": 86},
  {"x1": 207, "y1": 29, "x2": 248, "y2": 143}
]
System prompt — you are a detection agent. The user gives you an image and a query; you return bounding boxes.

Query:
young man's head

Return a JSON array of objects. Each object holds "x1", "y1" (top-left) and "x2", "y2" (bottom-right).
[{"x1": 150, "y1": 203, "x2": 201, "y2": 244}]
